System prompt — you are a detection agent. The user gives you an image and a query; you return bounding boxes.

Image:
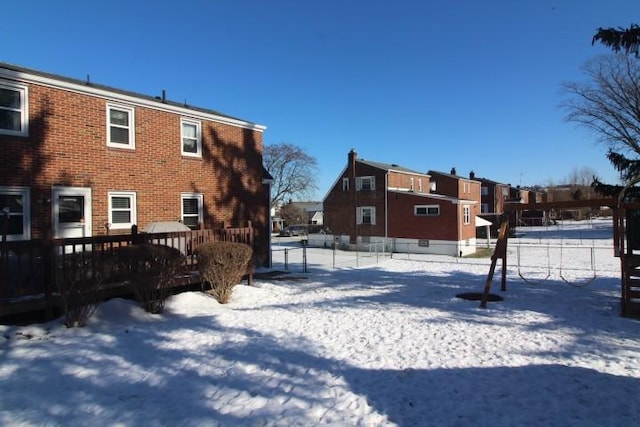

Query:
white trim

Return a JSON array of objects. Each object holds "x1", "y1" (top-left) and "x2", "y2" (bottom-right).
[
  {"x1": 108, "y1": 191, "x2": 137, "y2": 230},
  {"x1": 181, "y1": 192, "x2": 203, "y2": 229},
  {"x1": 51, "y1": 186, "x2": 92, "y2": 239},
  {"x1": 106, "y1": 103, "x2": 135, "y2": 149},
  {"x1": 0, "y1": 66, "x2": 265, "y2": 132},
  {"x1": 414, "y1": 204, "x2": 440, "y2": 216},
  {"x1": 0, "y1": 186, "x2": 31, "y2": 240},
  {"x1": 0, "y1": 80, "x2": 28, "y2": 137},
  {"x1": 356, "y1": 206, "x2": 376, "y2": 225},
  {"x1": 180, "y1": 118, "x2": 202, "y2": 157}
]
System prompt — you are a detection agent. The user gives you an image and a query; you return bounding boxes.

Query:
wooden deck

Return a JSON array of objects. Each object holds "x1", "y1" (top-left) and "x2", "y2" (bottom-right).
[{"x1": 1, "y1": 225, "x2": 254, "y2": 320}]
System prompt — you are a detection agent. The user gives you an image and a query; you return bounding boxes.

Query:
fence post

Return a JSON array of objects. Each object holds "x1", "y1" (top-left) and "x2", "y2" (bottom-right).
[
  {"x1": 302, "y1": 238, "x2": 308, "y2": 273},
  {"x1": 284, "y1": 248, "x2": 289, "y2": 271},
  {"x1": 131, "y1": 224, "x2": 139, "y2": 244},
  {"x1": 43, "y1": 232, "x2": 55, "y2": 320}
]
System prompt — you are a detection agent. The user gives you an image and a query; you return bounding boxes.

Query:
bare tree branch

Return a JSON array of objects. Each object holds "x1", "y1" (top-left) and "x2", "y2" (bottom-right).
[{"x1": 264, "y1": 142, "x2": 319, "y2": 208}]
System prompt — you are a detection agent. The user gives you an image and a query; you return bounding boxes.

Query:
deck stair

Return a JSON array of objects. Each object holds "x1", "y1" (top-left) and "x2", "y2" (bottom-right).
[{"x1": 622, "y1": 254, "x2": 640, "y2": 317}]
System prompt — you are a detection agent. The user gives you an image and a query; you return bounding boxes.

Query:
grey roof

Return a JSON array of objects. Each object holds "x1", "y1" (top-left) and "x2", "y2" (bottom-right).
[
  {"x1": 359, "y1": 159, "x2": 428, "y2": 176},
  {"x1": 0, "y1": 61, "x2": 256, "y2": 125}
]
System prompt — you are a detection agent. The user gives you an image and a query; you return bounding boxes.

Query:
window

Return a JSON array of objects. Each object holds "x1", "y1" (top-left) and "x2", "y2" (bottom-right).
[
  {"x1": 108, "y1": 192, "x2": 136, "y2": 230},
  {"x1": 107, "y1": 104, "x2": 135, "y2": 149},
  {"x1": 481, "y1": 186, "x2": 489, "y2": 196},
  {"x1": 410, "y1": 177, "x2": 414, "y2": 191},
  {"x1": 181, "y1": 193, "x2": 203, "y2": 229},
  {"x1": 418, "y1": 179, "x2": 423, "y2": 193},
  {"x1": 415, "y1": 205, "x2": 440, "y2": 216},
  {"x1": 356, "y1": 206, "x2": 376, "y2": 225},
  {"x1": 356, "y1": 176, "x2": 375, "y2": 191},
  {"x1": 342, "y1": 178, "x2": 349, "y2": 191},
  {"x1": 181, "y1": 118, "x2": 202, "y2": 157},
  {"x1": 0, "y1": 186, "x2": 30, "y2": 240},
  {"x1": 481, "y1": 203, "x2": 490, "y2": 213},
  {"x1": 0, "y1": 81, "x2": 28, "y2": 136},
  {"x1": 463, "y1": 205, "x2": 470, "y2": 224},
  {"x1": 463, "y1": 182, "x2": 470, "y2": 194}
]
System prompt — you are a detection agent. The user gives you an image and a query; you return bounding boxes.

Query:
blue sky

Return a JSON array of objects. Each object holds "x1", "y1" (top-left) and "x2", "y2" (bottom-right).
[{"x1": 3, "y1": 0, "x2": 639, "y2": 199}]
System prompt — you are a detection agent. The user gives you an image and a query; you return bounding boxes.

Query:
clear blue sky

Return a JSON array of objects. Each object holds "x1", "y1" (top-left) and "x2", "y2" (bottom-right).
[{"x1": 3, "y1": 0, "x2": 639, "y2": 199}]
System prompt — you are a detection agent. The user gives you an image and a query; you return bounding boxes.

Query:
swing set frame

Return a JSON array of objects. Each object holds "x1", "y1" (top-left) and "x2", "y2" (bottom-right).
[{"x1": 479, "y1": 197, "x2": 637, "y2": 312}]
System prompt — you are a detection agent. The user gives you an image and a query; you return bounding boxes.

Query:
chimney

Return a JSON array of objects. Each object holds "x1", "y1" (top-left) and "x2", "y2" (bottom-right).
[
  {"x1": 348, "y1": 149, "x2": 357, "y2": 175},
  {"x1": 469, "y1": 170, "x2": 475, "y2": 180},
  {"x1": 450, "y1": 167, "x2": 457, "y2": 176}
]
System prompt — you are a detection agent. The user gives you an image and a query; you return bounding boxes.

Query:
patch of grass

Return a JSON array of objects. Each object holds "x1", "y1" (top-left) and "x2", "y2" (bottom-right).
[{"x1": 464, "y1": 247, "x2": 494, "y2": 258}]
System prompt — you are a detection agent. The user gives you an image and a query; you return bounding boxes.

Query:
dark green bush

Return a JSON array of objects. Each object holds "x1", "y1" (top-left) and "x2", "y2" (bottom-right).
[
  {"x1": 118, "y1": 244, "x2": 184, "y2": 314},
  {"x1": 55, "y1": 251, "x2": 106, "y2": 327},
  {"x1": 196, "y1": 241, "x2": 253, "y2": 304}
]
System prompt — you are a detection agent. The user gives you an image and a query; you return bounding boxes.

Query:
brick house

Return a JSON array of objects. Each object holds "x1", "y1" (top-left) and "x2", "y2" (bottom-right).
[
  {"x1": 0, "y1": 62, "x2": 272, "y2": 265},
  {"x1": 322, "y1": 150, "x2": 480, "y2": 256}
]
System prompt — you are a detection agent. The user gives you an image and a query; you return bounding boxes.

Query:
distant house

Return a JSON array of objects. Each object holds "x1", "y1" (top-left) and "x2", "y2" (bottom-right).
[
  {"x1": 322, "y1": 150, "x2": 481, "y2": 256},
  {"x1": 0, "y1": 62, "x2": 272, "y2": 265}
]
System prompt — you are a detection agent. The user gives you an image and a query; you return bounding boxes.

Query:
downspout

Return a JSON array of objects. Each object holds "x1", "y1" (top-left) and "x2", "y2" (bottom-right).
[{"x1": 384, "y1": 172, "x2": 388, "y2": 252}]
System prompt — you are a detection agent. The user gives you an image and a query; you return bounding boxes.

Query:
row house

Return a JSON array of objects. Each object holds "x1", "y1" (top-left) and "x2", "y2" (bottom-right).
[
  {"x1": 323, "y1": 150, "x2": 481, "y2": 256},
  {"x1": 0, "y1": 62, "x2": 271, "y2": 265}
]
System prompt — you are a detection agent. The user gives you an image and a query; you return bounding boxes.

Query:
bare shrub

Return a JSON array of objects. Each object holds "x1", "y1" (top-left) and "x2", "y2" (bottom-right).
[
  {"x1": 55, "y1": 251, "x2": 105, "y2": 328},
  {"x1": 196, "y1": 241, "x2": 253, "y2": 304},
  {"x1": 118, "y1": 244, "x2": 184, "y2": 314}
]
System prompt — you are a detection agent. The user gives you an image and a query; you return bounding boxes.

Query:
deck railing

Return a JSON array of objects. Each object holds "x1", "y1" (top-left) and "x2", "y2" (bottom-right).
[{"x1": 0, "y1": 223, "x2": 254, "y2": 312}]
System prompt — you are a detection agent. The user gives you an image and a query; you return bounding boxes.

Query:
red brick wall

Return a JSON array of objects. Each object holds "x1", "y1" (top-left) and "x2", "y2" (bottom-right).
[
  {"x1": 388, "y1": 193, "x2": 466, "y2": 240},
  {"x1": 0, "y1": 80, "x2": 270, "y2": 264}
]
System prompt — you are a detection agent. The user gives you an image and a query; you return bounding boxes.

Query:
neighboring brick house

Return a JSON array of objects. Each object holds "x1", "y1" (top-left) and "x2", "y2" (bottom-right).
[
  {"x1": 322, "y1": 150, "x2": 480, "y2": 256},
  {"x1": 0, "y1": 62, "x2": 272, "y2": 265}
]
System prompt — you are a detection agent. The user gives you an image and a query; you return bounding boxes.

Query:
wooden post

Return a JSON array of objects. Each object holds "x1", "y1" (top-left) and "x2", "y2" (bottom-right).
[{"x1": 480, "y1": 218, "x2": 510, "y2": 308}]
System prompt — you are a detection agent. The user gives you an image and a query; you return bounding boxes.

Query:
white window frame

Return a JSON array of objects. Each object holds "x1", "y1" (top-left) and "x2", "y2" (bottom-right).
[
  {"x1": 342, "y1": 177, "x2": 349, "y2": 191},
  {"x1": 181, "y1": 193, "x2": 203, "y2": 229},
  {"x1": 410, "y1": 177, "x2": 414, "y2": 191},
  {"x1": 356, "y1": 206, "x2": 376, "y2": 225},
  {"x1": 463, "y1": 205, "x2": 471, "y2": 225},
  {"x1": 181, "y1": 118, "x2": 202, "y2": 157},
  {"x1": 356, "y1": 176, "x2": 375, "y2": 191},
  {"x1": 107, "y1": 103, "x2": 135, "y2": 149},
  {"x1": 0, "y1": 81, "x2": 28, "y2": 137},
  {"x1": 414, "y1": 205, "x2": 440, "y2": 216},
  {"x1": 0, "y1": 186, "x2": 31, "y2": 241},
  {"x1": 108, "y1": 191, "x2": 137, "y2": 230},
  {"x1": 418, "y1": 179, "x2": 423, "y2": 193}
]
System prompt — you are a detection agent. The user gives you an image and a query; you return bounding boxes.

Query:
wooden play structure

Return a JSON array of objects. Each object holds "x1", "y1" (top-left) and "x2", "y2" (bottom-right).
[{"x1": 481, "y1": 197, "x2": 640, "y2": 319}]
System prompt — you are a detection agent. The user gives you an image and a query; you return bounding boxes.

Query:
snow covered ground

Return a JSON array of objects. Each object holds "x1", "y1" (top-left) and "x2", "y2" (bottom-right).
[{"x1": 1, "y1": 219, "x2": 639, "y2": 426}]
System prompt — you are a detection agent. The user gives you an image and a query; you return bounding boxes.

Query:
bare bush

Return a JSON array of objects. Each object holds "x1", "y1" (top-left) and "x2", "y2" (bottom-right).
[
  {"x1": 196, "y1": 241, "x2": 253, "y2": 304},
  {"x1": 118, "y1": 244, "x2": 184, "y2": 314},
  {"x1": 55, "y1": 251, "x2": 105, "y2": 327}
]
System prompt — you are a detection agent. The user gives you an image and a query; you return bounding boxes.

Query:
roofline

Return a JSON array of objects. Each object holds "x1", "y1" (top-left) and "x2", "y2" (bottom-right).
[
  {"x1": 360, "y1": 160, "x2": 430, "y2": 177},
  {"x1": 0, "y1": 62, "x2": 266, "y2": 132}
]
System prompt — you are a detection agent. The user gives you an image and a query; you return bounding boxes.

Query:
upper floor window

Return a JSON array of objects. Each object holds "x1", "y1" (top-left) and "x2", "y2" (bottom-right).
[
  {"x1": 481, "y1": 186, "x2": 489, "y2": 196},
  {"x1": 0, "y1": 186, "x2": 30, "y2": 240},
  {"x1": 463, "y1": 182, "x2": 470, "y2": 194},
  {"x1": 463, "y1": 205, "x2": 471, "y2": 224},
  {"x1": 0, "y1": 82, "x2": 28, "y2": 137},
  {"x1": 107, "y1": 104, "x2": 135, "y2": 149},
  {"x1": 342, "y1": 177, "x2": 349, "y2": 191},
  {"x1": 418, "y1": 179, "x2": 423, "y2": 193},
  {"x1": 415, "y1": 205, "x2": 440, "y2": 216},
  {"x1": 181, "y1": 118, "x2": 202, "y2": 157},
  {"x1": 356, "y1": 206, "x2": 376, "y2": 225},
  {"x1": 356, "y1": 176, "x2": 375, "y2": 191},
  {"x1": 481, "y1": 203, "x2": 490, "y2": 213},
  {"x1": 181, "y1": 193, "x2": 203, "y2": 230},
  {"x1": 108, "y1": 191, "x2": 137, "y2": 230}
]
